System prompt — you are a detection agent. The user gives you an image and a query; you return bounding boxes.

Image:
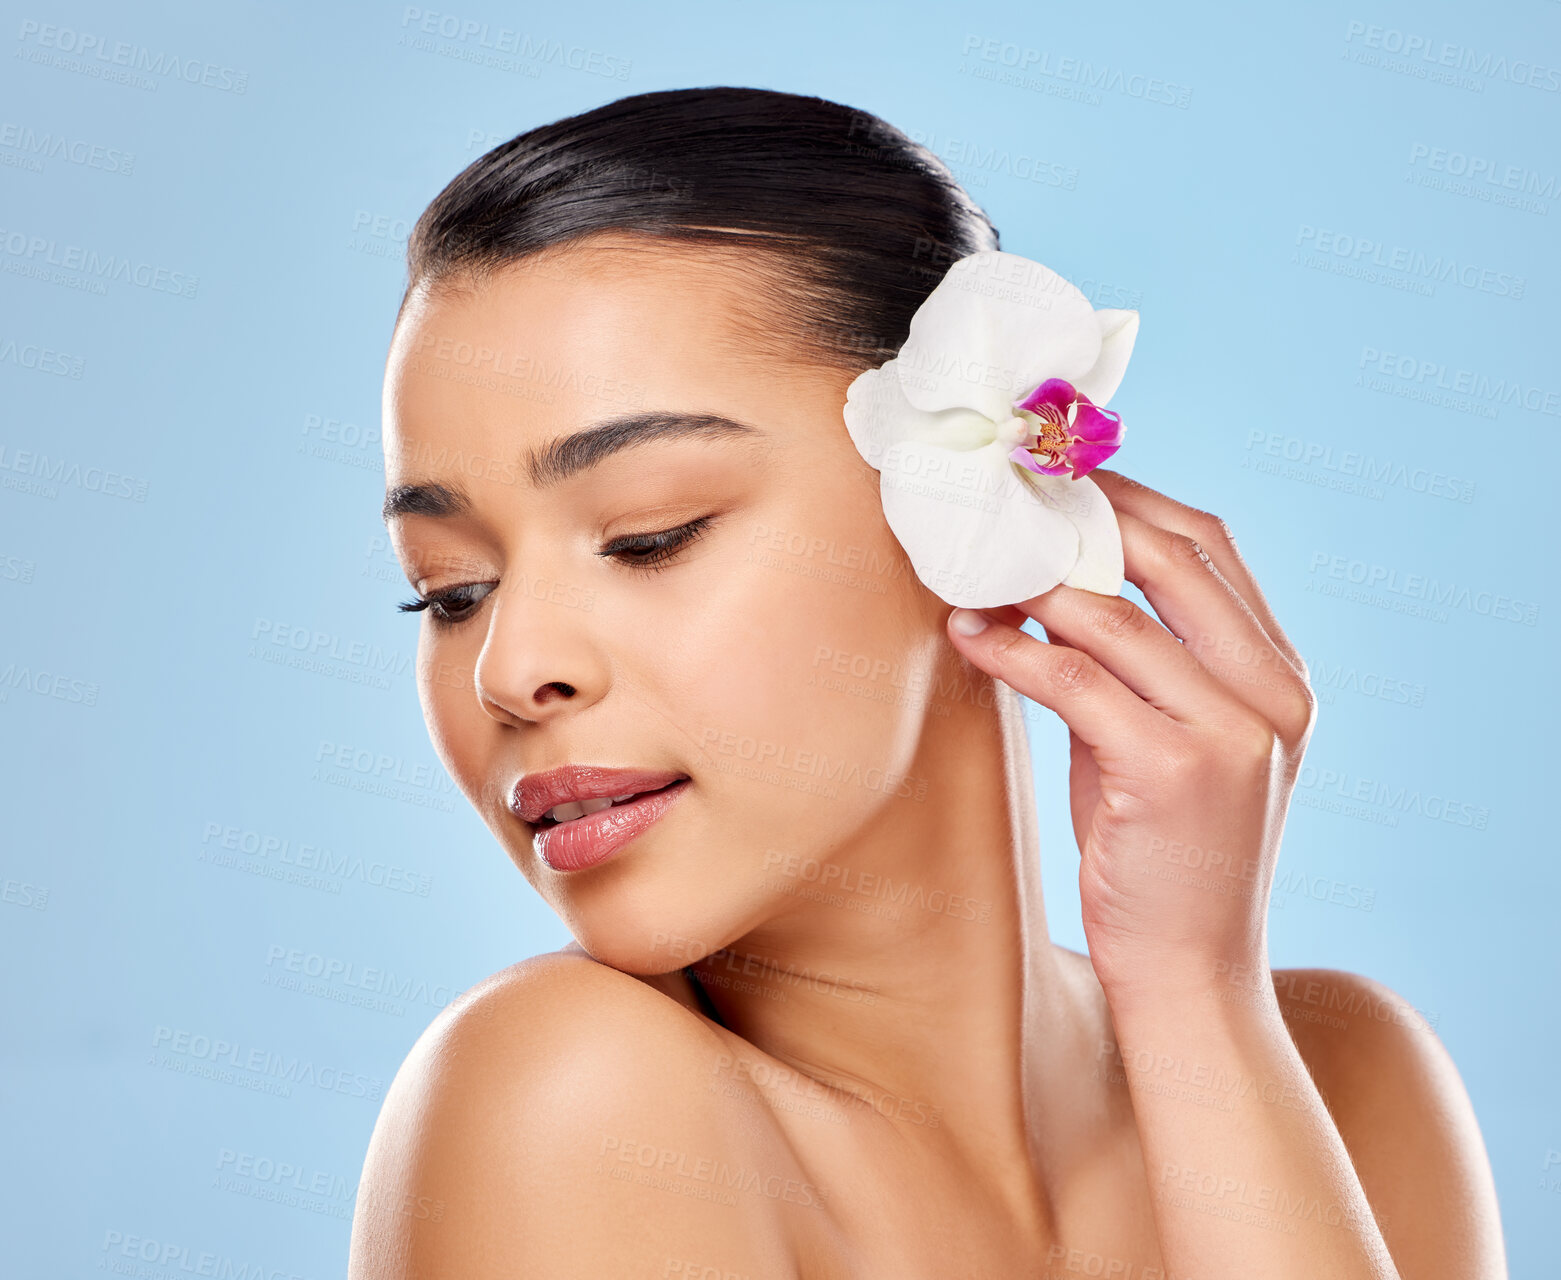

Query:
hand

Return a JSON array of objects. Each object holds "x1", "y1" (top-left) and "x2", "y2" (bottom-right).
[{"x1": 945, "y1": 470, "x2": 1318, "y2": 1004}]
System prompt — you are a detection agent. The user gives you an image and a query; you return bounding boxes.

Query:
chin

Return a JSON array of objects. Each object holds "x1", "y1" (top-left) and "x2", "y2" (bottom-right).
[
  {"x1": 526, "y1": 823, "x2": 754, "y2": 978},
  {"x1": 559, "y1": 906, "x2": 721, "y2": 977}
]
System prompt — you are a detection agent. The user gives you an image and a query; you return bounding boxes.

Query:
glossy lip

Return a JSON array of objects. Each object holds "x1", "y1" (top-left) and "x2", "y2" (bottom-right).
[
  {"x1": 532, "y1": 778, "x2": 689, "y2": 872},
  {"x1": 511, "y1": 765, "x2": 690, "y2": 825},
  {"x1": 511, "y1": 765, "x2": 691, "y2": 874}
]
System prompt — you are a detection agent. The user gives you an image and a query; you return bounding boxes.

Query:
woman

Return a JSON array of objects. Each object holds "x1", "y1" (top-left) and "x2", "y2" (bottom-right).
[{"x1": 348, "y1": 87, "x2": 1505, "y2": 1278}]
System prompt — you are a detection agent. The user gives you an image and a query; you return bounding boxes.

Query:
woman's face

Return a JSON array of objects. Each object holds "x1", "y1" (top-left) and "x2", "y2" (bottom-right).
[{"x1": 381, "y1": 233, "x2": 959, "y2": 972}]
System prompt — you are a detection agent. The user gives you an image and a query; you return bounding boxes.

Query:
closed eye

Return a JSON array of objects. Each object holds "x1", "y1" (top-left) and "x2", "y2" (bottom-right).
[
  {"x1": 397, "y1": 580, "x2": 496, "y2": 629},
  {"x1": 396, "y1": 516, "x2": 717, "y2": 627},
  {"x1": 599, "y1": 515, "x2": 716, "y2": 571}
]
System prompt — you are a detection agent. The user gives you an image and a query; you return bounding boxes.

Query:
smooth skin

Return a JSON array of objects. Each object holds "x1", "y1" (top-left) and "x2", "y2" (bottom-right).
[{"x1": 349, "y1": 233, "x2": 1506, "y2": 1279}]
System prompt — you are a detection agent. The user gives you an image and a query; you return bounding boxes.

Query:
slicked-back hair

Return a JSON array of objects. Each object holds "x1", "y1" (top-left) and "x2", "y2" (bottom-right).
[{"x1": 399, "y1": 86, "x2": 1001, "y2": 372}]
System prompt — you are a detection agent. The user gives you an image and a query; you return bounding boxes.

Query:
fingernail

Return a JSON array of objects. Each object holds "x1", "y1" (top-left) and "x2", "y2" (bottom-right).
[{"x1": 950, "y1": 608, "x2": 990, "y2": 636}]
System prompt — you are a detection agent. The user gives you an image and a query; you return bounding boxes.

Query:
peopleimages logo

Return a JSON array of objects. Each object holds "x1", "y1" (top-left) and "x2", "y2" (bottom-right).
[
  {"x1": 1343, "y1": 21, "x2": 1561, "y2": 93},
  {"x1": 150, "y1": 1025, "x2": 383, "y2": 1100},
  {"x1": 263, "y1": 945, "x2": 461, "y2": 1010},
  {"x1": 397, "y1": 8, "x2": 632, "y2": 80},
  {"x1": 1294, "y1": 226, "x2": 1524, "y2": 299},
  {"x1": 14, "y1": 21, "x2": 250, "y2": 93},
  {"x1": 1358, "y1": 348, "x2": 1560, "y2": 419},
  {"x1": 1407, "y1": 144, "x2": 1560, "y2": 199},
  {"x1": 0, "y1": 442, "x2": 148, "y2": 500},
  {"x1": 959, "y1": 35, "x2": 1193, "y2": 108},
  {"x1": 1307, "y1": 552, "x2": 1540, "y2": 626},
  {"x1": 1295, "y1": 764, "x2": 1490, "y2": 830},
  {"x1": 0, "y1": 123, "x2": 135, "y2": 175},
  {"x1": 99, "y1": 1231, "x2": 312, "y2": 1280},
  {"x1": 200, "y1": 822, "x2": 433, "y2": 896},
  {"x1": 0, "y1": 226, "x2": 199, "y2": 298},
  {"x1": 1243, "y1": 429, "x2": 1476, "y2": 504},
  {"x1": 0, "y1": 337, "x2": 84, "y2": 378}
]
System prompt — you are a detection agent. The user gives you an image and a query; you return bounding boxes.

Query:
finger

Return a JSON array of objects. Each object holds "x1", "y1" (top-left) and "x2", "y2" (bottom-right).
[
  {"x1": 946, "y1": 609, "x2": 1167, "y2": 753},
  {"x1": 964, "y1": 604, "x2": 1027, "y2": 631},
  {"x1": 1089, "y1": 468, "x2": 1307, "y2": 680},
  {"x1": 1020, "y1": 583, "x2": 1254, "y2": 726},
  {"x1": 1065, "y1": 726, "x2": 1100, "y2": 853},
  {"x1": 1113, "y1": 509, "x2": 1315, "y2": 746}
]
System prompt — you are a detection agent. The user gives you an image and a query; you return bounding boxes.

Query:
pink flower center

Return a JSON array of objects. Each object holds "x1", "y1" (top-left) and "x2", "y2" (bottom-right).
[
  {"x1": 1006, "y1": 376, "x2": 1124, "y2": 481},
  {"x1": 1018, "y1": 400, "x2": 1075, "y2": 470}
]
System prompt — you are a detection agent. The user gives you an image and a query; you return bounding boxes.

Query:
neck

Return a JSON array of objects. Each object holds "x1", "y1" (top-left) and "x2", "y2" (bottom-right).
[{"x1": 688, "y1": 657, "x2": 1105, "y2": 1227}]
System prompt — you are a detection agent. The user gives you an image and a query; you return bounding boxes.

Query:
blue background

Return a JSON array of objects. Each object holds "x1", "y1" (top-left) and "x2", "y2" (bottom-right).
[{"x1": 1, "y1": 0, "x2": 1555, "y2": 1272}]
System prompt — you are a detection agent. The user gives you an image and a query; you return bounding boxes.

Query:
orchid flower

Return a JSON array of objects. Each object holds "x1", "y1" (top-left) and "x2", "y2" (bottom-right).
[{"x1": 842, "y1": 250, "x2": 1139, "y2": 609}]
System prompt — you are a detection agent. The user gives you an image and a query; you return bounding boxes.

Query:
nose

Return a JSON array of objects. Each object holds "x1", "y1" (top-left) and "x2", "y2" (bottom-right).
[{"x1": 471, "y1": 579, "x2": 610, "y2": 725}]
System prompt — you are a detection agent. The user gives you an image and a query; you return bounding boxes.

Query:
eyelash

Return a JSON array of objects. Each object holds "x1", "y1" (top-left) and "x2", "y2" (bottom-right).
[
  {"x1": 599, "y1": 513, "x2": 715, "y2": 572},
  {"x1": 396, "y1": 515, "x2": 717, "y2": 629}
]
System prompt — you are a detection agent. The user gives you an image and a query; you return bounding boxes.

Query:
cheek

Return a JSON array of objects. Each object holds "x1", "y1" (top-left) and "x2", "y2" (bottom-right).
[
  {"x1": 613, "y1": 499, "x2": 942, "y2": 847},
  {"x1": 415, "y1": 629, "x2": 494, "y2": 805}
]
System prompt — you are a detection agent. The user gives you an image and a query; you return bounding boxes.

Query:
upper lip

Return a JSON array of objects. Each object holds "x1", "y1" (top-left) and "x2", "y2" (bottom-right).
[{"x1": 511, "y1": 765, "x2": 688, "y2": 825}]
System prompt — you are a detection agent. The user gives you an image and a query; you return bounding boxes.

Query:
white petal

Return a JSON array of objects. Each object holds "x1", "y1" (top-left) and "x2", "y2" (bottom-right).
[
  {"x1": 876, "y1": 439, "x2": 1082, "y2": 608},
  {"x1": 1036, "y1": 473, "x2": 1124, "y2": 594},
  {"x1": 895, "y1": 251, "x2": 1102, "y2": 421},
  {"x1": 842, "y1": 361, "x2": 914, "y2": 470},
  {"x1": 1071, "y1": 309, "x2": 1140, "y2": 406},
  {"x1": 844, "y1": 359, "x2": 998, "y2": 470}
]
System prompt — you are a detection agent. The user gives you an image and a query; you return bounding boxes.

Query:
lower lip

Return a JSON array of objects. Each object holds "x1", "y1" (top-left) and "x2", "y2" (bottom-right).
[{"x1": 532, "y1": 780, "x2": 689, "y2": 872}]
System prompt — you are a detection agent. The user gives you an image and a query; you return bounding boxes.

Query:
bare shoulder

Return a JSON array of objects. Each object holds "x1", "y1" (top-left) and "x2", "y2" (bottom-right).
[
  {"x1": 1273, "y1": 967, "x2": 1507, "y2": 1278},
  {"x1": 347, "y1": 949, "x2": 805, "y2": 1279}
]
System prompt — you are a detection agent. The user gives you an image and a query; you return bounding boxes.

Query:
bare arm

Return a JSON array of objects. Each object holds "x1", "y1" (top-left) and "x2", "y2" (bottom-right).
[
  {"x1": 947, "y1": 469, "x2": 1506, "y2": 1278},
  {"x1": 1103, "y1": 967, "x2": 1506, "y2": 1278}
]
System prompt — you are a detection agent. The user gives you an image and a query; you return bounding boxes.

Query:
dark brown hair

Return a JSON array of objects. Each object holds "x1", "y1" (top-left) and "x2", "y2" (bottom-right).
[{"x1": 399, "y1": 86, "x2": 1000, "y2": 370}]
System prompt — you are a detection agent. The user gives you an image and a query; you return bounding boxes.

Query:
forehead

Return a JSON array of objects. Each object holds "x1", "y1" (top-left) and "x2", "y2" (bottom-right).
[{"x1": 383, "y1": 237, "x2": 792, "y2": 464}]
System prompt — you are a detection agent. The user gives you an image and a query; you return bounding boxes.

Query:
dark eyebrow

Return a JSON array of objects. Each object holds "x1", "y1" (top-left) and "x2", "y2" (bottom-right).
[{"x1": 381, "y1": 411, "x2": 761, "y2": 524}]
